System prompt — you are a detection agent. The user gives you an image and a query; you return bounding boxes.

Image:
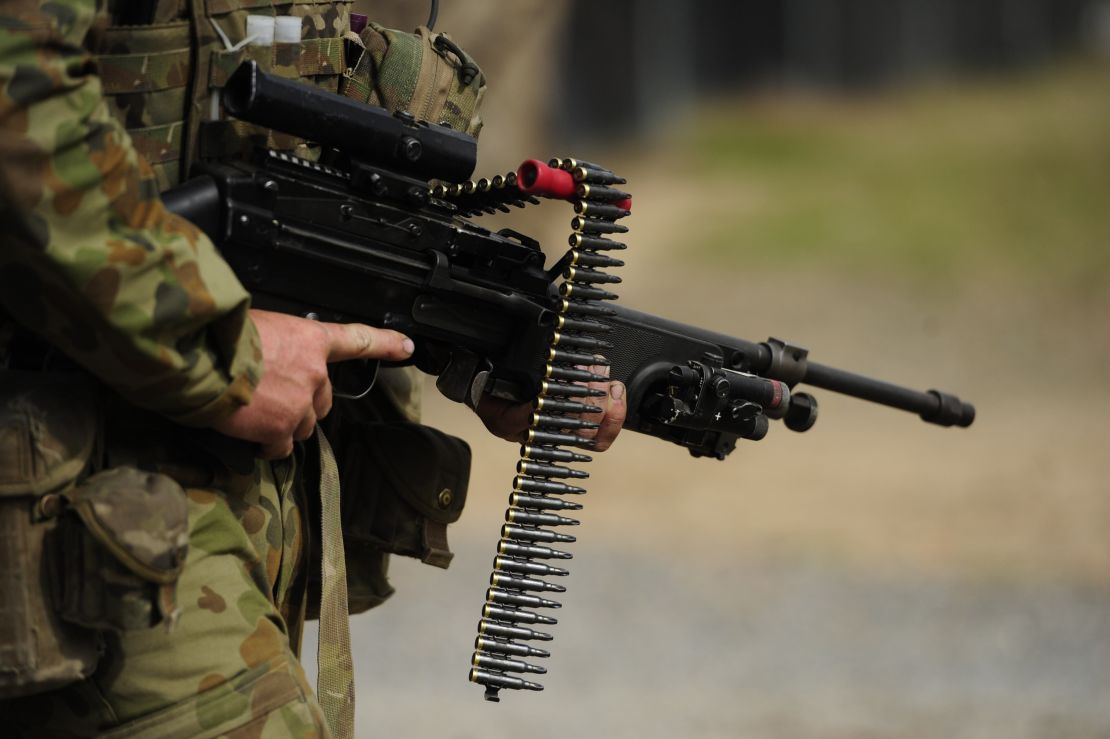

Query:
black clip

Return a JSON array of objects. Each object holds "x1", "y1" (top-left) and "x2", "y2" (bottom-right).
[{"x1": 434, "y1": 34, "x2": 479, "y2": 86}]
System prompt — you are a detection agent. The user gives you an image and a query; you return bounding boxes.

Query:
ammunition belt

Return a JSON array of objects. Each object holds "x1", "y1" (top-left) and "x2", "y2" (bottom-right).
[
  {"x1": 439, "y1": 158, "x2": 631, "y2": 701},
  {"x1": 429, "y1": 171, "x2": 540, "y2": 216}
]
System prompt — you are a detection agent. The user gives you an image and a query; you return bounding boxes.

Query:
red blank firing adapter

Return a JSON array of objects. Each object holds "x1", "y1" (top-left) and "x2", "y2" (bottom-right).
[
  {"x1": 517, "y1": 159, "x2": 631, "y2": 212},
  {"x1": 517, "y1": 159, "x2": 577, "y2": 199}
]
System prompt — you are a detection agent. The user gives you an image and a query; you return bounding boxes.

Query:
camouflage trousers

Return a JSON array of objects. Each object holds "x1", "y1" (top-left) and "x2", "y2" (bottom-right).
[{"x1": 1, "y1": 454, "x2": 332, "y2": 739}]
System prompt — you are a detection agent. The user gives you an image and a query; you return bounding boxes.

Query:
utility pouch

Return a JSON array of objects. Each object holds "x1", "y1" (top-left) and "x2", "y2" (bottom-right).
[
  {"x1": 345, "y1": 422, "x2": 470, "y2": 566},
  {"x1": 50, "y1": 466, "x2": 189, "y2": 633},
  {"x1": 0, "y1": 374, "x2": 100, "y2": 699},
  {"x1": 316, "y1": 420, "x2": 470, "y2": 615},
  {"x1": 341, "y1": 22, "x2": 486, "y2": 137}
]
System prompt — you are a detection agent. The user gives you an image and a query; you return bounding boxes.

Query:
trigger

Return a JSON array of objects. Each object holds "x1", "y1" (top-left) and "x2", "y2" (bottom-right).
[{"x1": 331, "y1": 359, "x2": 380, "y2": 400}]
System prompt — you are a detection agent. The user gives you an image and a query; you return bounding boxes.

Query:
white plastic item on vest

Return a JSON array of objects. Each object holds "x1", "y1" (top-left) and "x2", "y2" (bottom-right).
[
  {"x1": 275, "y1": 16, "x2": 302, "y2": 43},
  {"x1": 246, "y1": 15, "x2": 275, "y2": 46}
]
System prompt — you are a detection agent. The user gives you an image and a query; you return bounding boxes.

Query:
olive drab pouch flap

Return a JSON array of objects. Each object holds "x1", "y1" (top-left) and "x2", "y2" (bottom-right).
[
  {"x1": 0, "y1": 375, "x2": 99, "y2": 498},
  {"x1": 305, "y1": 419, "x2": 471, "y2": 616},
  {"x1": 0, "y1": 373, "x2": 100, "y2": 699},
  {"x1": 342, "y1": 23, "x2": 486, "y2": 137},
  {"x1": 53, "y1": 466, "x2": 189, "y2": 632},
  {"x1": 341, "y1": 422, "x2": 470, "y2": 568},
  {"x1": 380, "y1": 423, "x2": 467, "y2": 556}
]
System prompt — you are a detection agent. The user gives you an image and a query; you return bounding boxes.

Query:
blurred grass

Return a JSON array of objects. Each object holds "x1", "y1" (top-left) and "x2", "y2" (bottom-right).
[{"x1": 686, "y1": 60, "x2": 1110, "y2": 293}]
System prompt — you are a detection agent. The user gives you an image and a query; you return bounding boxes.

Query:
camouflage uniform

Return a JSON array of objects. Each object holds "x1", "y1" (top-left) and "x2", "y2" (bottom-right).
[
  {"x1": 0, "y1": 0, "x2": 326, "y2": 734},
  {"x1": 0, "y1": 1, "x2": 482, "y2": 737}
]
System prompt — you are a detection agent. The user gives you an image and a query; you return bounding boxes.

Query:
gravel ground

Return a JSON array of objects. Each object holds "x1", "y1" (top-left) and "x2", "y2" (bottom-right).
[
  {"x1": 303, "y1": 547, "x2": 1110, "y2": 739},
  {"x1": 302, "y1": 365, "x2": 1110, "y2": 738}
]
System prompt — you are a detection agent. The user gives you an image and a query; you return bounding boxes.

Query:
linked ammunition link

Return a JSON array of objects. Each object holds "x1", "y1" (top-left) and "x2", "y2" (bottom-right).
[
  {"x1": 460, "y1": 157, "x2": 630, "y2": 702},
  {"x1": 430, "y1": 171, "x2": 541, "y2": 217}
]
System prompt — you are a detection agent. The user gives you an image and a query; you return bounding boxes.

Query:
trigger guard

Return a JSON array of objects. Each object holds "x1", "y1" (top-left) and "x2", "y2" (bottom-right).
[{"x1": 332, "y1": 359, "x2": 380, "y2": 400}]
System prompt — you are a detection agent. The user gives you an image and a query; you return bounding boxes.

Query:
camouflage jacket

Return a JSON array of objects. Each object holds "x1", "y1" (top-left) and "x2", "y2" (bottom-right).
[
  {"x1": 1, "y1": 0, "x2": 484, "y2": 426},
  {"x1": 0, "y1": 0, "x2": 261, "y2": 427}
]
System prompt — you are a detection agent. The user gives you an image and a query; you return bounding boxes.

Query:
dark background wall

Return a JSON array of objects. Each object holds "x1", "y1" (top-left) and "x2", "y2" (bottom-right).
[{"x1": 557, "y1": 0, "x2": 1102, "y2": 140}]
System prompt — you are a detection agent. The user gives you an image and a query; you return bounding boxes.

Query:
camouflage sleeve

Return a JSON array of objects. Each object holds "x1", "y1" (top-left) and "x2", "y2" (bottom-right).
[{"x1": 0, "y1": 1, "x2": 262, "y2": 427}]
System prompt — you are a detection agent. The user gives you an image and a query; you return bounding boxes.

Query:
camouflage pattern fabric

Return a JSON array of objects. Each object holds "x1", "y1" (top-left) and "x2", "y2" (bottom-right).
[
  {"x1": 0, "y1": 1, "x2": 328, "y2": 735},
  {"x1": 90, "y1": 19, "x2": 193, "y2": 190},
  {"x1": 0, "y1": 0, "x2": 262, "y2": 428},
  {"x1": 68, "y1": 466, "x2": 191, "y2": 585},
  {"x1": 312, "y1": 429, "x2": 353, "y2": 739},
  {"x1": 0, "y1": 373, "x2": 102, "y2": 699},
  {"x1": 1, "y1": 451, "x2": 330, "y2": 738},
  {"x1": 0, "y1": 1, "x2": 483, "y2": 735},
  {"x1": 344, "y1": 22, "x2": 486, "y2": 137},
  {"x1": 56, "y1": 466, "x2": 191, "y2": 633},
  {"x1": 191, "y1": 0, "x2": 353, "y2": 165}
]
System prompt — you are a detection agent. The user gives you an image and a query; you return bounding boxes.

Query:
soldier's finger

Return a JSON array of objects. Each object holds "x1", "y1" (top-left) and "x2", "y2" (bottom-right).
[
  {"x1": 575, "y1": 362, "x2": 610, "y2": 441},
  {"x1": 314, "y1": 379, "x2": 334, "y2": 420},
  {"x1": 259, "y1": 437, "x2": 295, "y2": 460},
  {"x1": 323, "y1": 323, "x2": 414, "y2": 363},
  {"x1": 293, "y1": 411, "x2": 317, "y2": 441},
  {"x1": 592, "y1": 382, "x2": 626, "y2": 452}
]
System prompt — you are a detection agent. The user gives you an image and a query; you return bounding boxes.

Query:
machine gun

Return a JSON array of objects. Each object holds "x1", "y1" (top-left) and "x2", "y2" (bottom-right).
[{"x1": 164, "y1": 61, "x2": 975, "y2": 700}]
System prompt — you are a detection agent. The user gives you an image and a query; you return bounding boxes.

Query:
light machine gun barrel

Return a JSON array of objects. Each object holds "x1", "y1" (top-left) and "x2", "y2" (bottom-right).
[{"x1": 597, "y1": 306, "x2": 974, "y2": 459}]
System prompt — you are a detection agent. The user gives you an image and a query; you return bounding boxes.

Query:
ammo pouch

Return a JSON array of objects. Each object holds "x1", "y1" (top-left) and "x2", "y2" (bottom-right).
[
  {"x1": 50, "y1": 466, "x2": 189, "y2": 633},
  {"x1": 313, "y1": 420, "x2": 470, "y2": 614},
  {"x1": 0, "y1": 374, "x2": 188, "y2": 699},
  {"x1": 341, "y1": 22, "x2": 486, "y2": 137}
]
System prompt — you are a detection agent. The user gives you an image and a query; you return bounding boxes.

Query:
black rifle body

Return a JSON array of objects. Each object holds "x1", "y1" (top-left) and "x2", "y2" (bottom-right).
[
  {"x1": 167, "y1": 151, "x2": 971, "y2": 460},
  {"x1": 164, "y1": 61, "x2": 972, "y2": 460}
]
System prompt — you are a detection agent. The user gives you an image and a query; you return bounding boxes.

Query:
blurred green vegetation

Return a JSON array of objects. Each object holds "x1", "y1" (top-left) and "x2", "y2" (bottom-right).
[{"x1": 687, "y1": 61, "x2": 1110, "y2": 292}]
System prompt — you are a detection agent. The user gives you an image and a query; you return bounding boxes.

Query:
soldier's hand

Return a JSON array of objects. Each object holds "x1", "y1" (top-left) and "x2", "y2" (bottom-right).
[
  {"x1": 214, "y1": 309, "x2": 414, "y2": 459},
  {"x1": 574, "y1": 363, "x2": 627, "y2": 452},
  {"x1": 475, "y1": 363, "x2": 627, "y2": 452}
]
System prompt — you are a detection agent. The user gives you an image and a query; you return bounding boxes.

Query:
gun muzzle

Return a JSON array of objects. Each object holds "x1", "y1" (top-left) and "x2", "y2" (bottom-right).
[{"x1": 921, "y1": 389, "x2": 976, "y2": 428}]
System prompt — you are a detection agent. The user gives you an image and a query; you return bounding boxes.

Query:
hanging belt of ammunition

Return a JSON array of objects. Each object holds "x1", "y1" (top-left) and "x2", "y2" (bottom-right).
[{"x1": 437, "y1": 158, "x2": 631, "y2": 701}]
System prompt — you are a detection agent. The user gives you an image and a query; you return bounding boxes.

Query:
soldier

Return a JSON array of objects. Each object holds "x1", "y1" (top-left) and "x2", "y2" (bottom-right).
[{"x1": 0, "y1": 2, "x2": 626, "y2": 737}]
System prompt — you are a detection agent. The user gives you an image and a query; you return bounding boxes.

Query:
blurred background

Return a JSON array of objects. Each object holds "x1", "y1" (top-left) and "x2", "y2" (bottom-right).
[{"x1": 303, "y1": 1, "x2": 1110, "y2": 736}]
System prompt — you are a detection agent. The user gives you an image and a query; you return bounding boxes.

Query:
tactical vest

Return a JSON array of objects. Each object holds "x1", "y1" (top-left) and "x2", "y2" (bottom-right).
[{"x1": 88, "y1": 0, "x2": 485, "y2": 192}]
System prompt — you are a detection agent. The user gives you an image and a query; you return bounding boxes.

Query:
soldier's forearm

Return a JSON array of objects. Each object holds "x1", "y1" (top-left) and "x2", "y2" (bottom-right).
[{"x1": 0, "y1": 0, "x2": 262, "y2": 426}]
